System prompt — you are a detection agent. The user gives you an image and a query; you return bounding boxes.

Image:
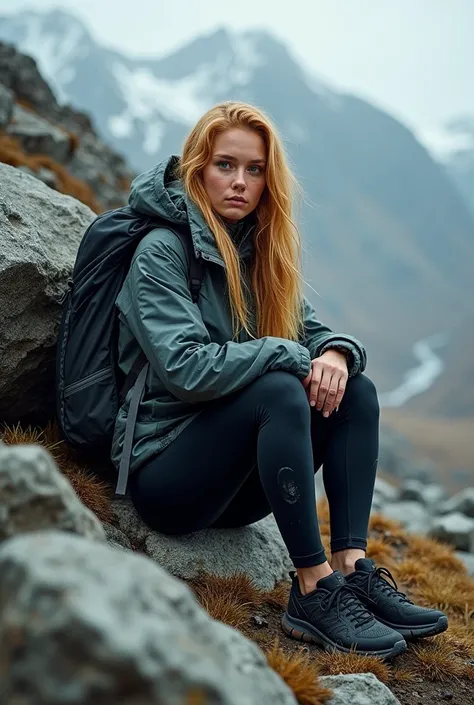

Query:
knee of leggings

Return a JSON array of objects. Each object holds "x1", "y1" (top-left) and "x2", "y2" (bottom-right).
[
  {"x1": 343, "y1": 373, "x2": 380, "y2": 419},
  {"x1": 253, "y1": 370, "x2": 310, "y2": 421}
]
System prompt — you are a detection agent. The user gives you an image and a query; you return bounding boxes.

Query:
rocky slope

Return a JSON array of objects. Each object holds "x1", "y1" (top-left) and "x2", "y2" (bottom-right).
[
  {"x1": 1, "y1": 8, "x2": 474, "y2": 408},
  {"x1": 0, "y1": 40, "x2": 133, "y2": 212}
]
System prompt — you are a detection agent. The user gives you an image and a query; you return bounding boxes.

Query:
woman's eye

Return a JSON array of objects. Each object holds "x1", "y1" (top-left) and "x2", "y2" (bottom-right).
[
  {"x1": 248, "y1": 165, "x2": 263, "y2": 174},
  {"x1": 217, "y1": 161, "x2": 231, "y2": 169}
]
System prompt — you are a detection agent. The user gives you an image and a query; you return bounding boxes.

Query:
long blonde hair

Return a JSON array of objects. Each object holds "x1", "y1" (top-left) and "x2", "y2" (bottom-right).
[{"x1": 178, "y1": 101, "x2": 304, "y2": 340}]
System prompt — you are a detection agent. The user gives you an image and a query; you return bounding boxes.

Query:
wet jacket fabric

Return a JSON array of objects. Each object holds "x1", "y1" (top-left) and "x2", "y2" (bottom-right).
[{"x1": 111, "y1": 156, "x2": 367, "y2": 475}]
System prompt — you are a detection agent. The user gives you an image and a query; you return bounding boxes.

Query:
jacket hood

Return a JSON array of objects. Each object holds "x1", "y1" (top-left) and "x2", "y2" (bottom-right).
[{"x1": 128, "y1": 155, "x2": 255, "y2": 262}]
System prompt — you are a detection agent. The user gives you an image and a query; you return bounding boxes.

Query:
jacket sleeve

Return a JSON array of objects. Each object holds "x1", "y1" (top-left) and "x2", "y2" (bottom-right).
[
  {"x1": 116, "y1": 234, "x2": 312, "y2": 403},
  {"x1": 299, "y1": 296, "x2": 367, "y2": 377}
]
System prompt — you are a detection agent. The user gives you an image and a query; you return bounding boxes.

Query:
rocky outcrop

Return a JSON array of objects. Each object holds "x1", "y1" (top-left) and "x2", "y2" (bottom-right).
[
  {"x1": 113, "y1": 496, "x2": 293, "y2": 591},
  {"x1": 373, "y1": 476, "x2": 474, "y2": 572},
  {"x1": 320, "y1": 673, "x2": 400, "y2": 705},
  {"x1": 0, "y1": 163, "x2": 94, "y2": 423},
  {"x1": 0, "y1": 530, "x2": 298, "y2": 705},
  {"x1": 0, "y1": 433, "x2": 403, "y2": 704},
  {"x1": 0, "y1": 41, "x2": 133, "y2": 211}
]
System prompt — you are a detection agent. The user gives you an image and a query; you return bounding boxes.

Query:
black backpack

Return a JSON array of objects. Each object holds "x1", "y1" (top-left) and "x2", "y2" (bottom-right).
[{"x1": 55, "y1": 206, "x2": 204, "y2": 494}]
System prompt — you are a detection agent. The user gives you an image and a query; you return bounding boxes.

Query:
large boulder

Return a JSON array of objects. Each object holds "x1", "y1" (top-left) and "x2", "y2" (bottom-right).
[
  {"x1": 381, "y1": 500, "x2": 431, "y2": 535},
  {"x1": 428, "y1": 512, "x2": 474, "y2": 552},
  {"x1": 438, "y1": 487, "x2": 474, "y2": 519},
  {"x1": 320, "y1": 673, "x2": 400, "y2": 704},
  {"x1": 113, "y1": 497, "x2": 293, "y2": 591},
  {"x1": 0, "y1": 442, "x2": 105, "y2": 543},
  {"x1": 398, "y1": 479, "x2": 445, "y2": 509},
  {"x1": 0, "y1": 163, "x2": 94, "y2": 423},
  {"x1": 0, "y1": 530, "x2": 298, "y2": 705}
]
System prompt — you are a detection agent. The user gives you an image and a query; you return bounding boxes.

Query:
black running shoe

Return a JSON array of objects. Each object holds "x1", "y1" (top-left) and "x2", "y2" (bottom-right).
[
  {"x1": 282, "y1": 570, "x2": 406, "y2": 659},
  {"x1": 346, "y1": 558, "x2": 448, "y2": 639}
]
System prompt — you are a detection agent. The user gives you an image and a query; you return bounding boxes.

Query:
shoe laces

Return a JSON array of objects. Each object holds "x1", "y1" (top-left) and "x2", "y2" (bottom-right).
[
  {"x1": 364, "y1": 566, "x2": 413, "y2": 604},
  {"x1": 321, "y1": 583, "x2": 374, "y2": 628}
]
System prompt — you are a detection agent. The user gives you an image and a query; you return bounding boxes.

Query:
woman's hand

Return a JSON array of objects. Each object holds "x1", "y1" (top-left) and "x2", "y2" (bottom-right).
[{"x1": 302, "y1": 349, "x2": 348, "y2": 417}]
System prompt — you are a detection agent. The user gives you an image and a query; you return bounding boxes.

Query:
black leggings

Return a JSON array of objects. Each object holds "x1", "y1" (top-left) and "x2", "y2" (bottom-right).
[{"x1": 129, "y1": 372, "x2": 380, "y2": 568}]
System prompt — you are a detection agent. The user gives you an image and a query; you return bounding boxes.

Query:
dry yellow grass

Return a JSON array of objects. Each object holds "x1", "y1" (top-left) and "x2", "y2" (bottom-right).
[
  {"x1": 366, "y1": 536, "x2": 397, "y2": 567},
  {"x1": 435, "y1": 624, "x2": 474, "y2": 660},
  {"x1": 391, "y1": 557, "x2": 431, "y2": 589},
  {"x1": 409, "y1": 641, "x2": 467, "y2": 682},
  {"x1": 405, "y1": 535, "x2": 467, "y2": 574},
  {"x1": 190, "y1": 572, "x2": 262, "y2": 607},
  {"x1": 315, "y1": 649, "x2": 391, "y2": 683},
  {"x1": 189, "y1": 573, "x2": 264, "y2": 630},
  {"x1": 266, "y1": 641, "x2": 332, "y2": 705},
  {"x1": 0, "y1": 130, "x2": 100, "y2": 212},
  {"x1": 411, "y1": 571, "x2": 474, "y2": 619},
  {"x1": 265, "y1": 581, "x2": 291, "y2": 610}
]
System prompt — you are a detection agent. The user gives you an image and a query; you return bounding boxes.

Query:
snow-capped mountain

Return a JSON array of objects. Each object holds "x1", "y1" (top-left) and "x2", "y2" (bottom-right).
[
  {"x1": 1, "y1": 8, "x2": 474, "y2": 408},
  {"x1": 0, "y1": 9, "x2": 338, "y2": 171}
]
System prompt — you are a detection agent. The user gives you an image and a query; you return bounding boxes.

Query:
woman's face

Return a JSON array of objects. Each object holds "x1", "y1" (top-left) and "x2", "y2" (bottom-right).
[{"x1": 202, "y1": 127, "x2": 267, "y2": 223}]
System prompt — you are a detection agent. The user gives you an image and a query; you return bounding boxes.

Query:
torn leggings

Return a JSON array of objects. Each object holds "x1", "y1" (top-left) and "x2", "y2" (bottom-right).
[{"x1": 128, "y1": 371, "x2": 380, "y2": 568}]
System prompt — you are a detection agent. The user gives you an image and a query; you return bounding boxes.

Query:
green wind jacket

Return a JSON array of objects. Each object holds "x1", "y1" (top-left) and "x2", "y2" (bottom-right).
[{"x1": 111, "y1": 156, "x2": 366, "y2": 475}]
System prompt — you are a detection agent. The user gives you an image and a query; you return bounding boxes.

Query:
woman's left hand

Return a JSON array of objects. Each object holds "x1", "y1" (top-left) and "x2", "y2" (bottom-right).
[{"x1": 302, "y1": 349, "x2": 348, "y2": 417}]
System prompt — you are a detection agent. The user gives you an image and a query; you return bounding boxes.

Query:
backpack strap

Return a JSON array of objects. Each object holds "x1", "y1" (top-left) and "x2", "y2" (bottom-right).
[{"x1": 115, "y1": 228, "x2": 204, "y2": 496}]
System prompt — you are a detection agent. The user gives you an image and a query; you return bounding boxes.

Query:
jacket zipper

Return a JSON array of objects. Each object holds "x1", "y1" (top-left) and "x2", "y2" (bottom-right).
[{"x1": 64, "y1": 367, "x2": 112, "y2": 398}]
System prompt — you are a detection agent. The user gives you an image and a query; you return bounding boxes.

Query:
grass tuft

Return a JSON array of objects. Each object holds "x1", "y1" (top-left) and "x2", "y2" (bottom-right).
[
  {"x1": 265, "y1": 581, "x2": 291, "y2": 610},
  {"x1": 315, "y1": 649, "x2": 391, "y2": 683},
  {"x1": 409, "y1": 641, "x2": 466, "y2": 681},
  {"x1": 391, "y1": 558, "x2": 431, "y2": 589},
  {"x1": 366, "y1": 536, "x2": 397, "y2": 567},
  {"x1": 266, "y1": 641, "x2": 332, "y2": 705},
  {"x1": 189, "y1": 573, "x2": 263, "y2": 629},
  {"x1": 0, "y1": 130, "x2": 100, "y2": 212}
]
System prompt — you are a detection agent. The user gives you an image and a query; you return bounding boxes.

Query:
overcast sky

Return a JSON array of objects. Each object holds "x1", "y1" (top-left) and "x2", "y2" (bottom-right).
[{"x1": 1, "y1": 0, "x2": 473, "y2": 155}]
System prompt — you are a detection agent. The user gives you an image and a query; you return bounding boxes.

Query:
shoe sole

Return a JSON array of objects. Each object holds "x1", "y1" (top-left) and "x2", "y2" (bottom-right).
[
  {"x1": 281, "y1": 612, "x2": 407, "y2": 660},
  {"x1": 376, "y1": 615, "x2": 448, "y2": 640}
]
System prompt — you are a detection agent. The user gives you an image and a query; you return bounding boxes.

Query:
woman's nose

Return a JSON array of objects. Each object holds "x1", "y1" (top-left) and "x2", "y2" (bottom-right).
[{"x1": 232, "y1": 170, "x2": 247, "y2": 190}]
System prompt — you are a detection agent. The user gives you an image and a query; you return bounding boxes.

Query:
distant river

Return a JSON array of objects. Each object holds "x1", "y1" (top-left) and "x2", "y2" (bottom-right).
[{"x1": 378, "y1": 333, "x2": 449, "y2": 408}]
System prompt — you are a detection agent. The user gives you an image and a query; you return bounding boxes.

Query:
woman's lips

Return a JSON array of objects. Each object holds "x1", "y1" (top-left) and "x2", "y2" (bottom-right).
[{"x1": 227, "y1": 198, "x2": 247, "y2": 207}]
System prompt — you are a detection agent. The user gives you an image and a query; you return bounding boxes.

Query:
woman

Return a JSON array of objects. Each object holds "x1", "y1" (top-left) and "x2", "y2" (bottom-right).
[{"x1": 112, "y1": 101, "x2": 447, "y2": 658}]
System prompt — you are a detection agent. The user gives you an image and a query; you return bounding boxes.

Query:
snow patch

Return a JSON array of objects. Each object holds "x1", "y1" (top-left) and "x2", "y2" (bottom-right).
[
  {"x1": 417, "y1": 125, "x2": 474, "y2": 162},
  {"x1": 111, "y1": 62, "x2": 211, "y2": 126},
  {"x1": 230, "y1": 31, "x2": 264, "y2": 85}
]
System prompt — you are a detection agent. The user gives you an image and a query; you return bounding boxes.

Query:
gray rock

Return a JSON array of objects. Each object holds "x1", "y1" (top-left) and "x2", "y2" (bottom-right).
[
  {"x1": 429, "y1": 512, "x2": 474, "y2": 552},
  {"x1": 319, "y1": 673, "x2": 400, "y2": 704},
  {"x1": 113, "y1": 497, "x2": 293, "y2": 590},
  {"x1": 0, "y1": 163, "x2": 94, "y2": 422},
  {"x1": 438, "y1": 488, "x2": 474, "y2": 519},
  {"x1": 0, "y1": 442, "x2": 105, "y2": 543},
  {"x1": 8, "y1": 104, "x2": 72, "y2": 163},
  {"x1": 374, "y1": 477, "x2": 399, "y2": 503},
  {"x1": 102, "y1": 521, "x2": 132, "y2": 551},
  {"x1": 0, "y1": 530, "x2": 297, "y2": 705},
  {"x1": 399, "y1": 479, "x2": 445, "y2": 509},
  {"x1": 455, "y1": 551, "x2": 474, "y2": 575},
  {"x1": 0, "y1": 81, "x2": 13, "y2": 127},
  {"x1": 382, "y1": 500, "x2": 430, "y2": 534}
]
